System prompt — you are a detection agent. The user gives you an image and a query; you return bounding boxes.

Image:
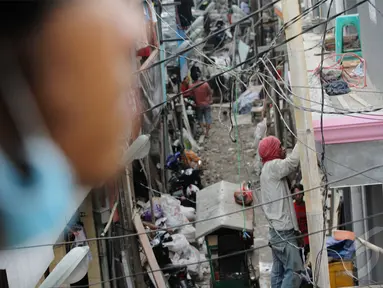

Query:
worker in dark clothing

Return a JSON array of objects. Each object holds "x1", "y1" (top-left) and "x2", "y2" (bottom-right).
[{"x1": 177, "y1": 0, "x2": 194, "y2": 28}]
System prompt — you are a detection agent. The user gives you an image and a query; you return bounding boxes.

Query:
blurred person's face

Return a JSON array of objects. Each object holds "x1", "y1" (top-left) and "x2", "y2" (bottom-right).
[
  {"x1": 294, "y1": 188, "x2": 303, "y2": 202},
  {"x1": 25, "y1": 0, "x2": 142, "y2": 185}
]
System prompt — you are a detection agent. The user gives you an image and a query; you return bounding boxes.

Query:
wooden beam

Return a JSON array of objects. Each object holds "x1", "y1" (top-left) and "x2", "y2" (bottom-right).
[
  {"x1": 81, "y1": 193, "x2": 103, "y2": 288},
  {"x1": 139, "y1": 49, "x2": 159, "y2": 71},
  {"x1": 133, "y1": 212, "x2": 167, "y2": 288}
]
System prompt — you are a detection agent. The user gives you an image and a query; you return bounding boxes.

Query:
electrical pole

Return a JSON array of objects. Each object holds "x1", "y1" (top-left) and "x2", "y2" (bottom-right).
[{"x1": 281, "y1": 0, "x2": 330, "y2": 287}]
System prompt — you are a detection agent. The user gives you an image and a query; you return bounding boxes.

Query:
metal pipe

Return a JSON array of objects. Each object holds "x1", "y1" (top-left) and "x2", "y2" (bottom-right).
[
  {"x1": 157, "y1": 1, "x2": 181, "y2": 6},
  {"x1": 361, "y1": 185, "x2": 372, "y2": 282},
  {"x1": 357, "y1": 237, "x2": 383, "y2": 255},
  {"x1": 351, "y1": 185, "x2": 368, "y2": 282},
  {"x1": 161, "y1": 38, "x2": 184, "y2": 43},
  {"x1": 101, "y1": 201, "x2": 119, "y2": 237},
  {"x1": 109, "y1": 229, "x2": 117, "y2": 288},
  {"x1": 100, "y1": 231, "x2": 111, "y2": 288}
]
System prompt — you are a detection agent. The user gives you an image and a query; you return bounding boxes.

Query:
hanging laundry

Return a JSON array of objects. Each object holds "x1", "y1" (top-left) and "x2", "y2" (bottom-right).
[{"x1": 323, "y1": 80, "x2": 351, "y2": 96}]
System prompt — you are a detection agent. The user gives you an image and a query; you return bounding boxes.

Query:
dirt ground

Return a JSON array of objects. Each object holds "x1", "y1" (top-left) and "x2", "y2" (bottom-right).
[{"x1": 198, "y1": 107, "x2": 272, "y2": 287}]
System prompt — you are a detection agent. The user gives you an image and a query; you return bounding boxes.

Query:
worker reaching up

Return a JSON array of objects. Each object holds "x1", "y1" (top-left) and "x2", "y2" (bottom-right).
[{"x1": 258, "y1": 136, "x2": 303, "y2": 288}]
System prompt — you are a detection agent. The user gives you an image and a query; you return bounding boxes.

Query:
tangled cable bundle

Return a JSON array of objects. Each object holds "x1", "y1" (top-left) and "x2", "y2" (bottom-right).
[{"x1": 313, "y1": 52, "x2": 367, "y2": 91}]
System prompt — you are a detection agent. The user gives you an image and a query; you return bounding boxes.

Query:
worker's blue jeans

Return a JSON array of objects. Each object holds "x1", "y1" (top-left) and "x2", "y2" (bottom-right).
[{"x1": 269, "y1": 228, "x2": 303, "y2": 288}]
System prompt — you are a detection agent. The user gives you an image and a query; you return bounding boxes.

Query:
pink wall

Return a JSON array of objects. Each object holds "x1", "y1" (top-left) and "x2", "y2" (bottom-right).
[{"x1": 312, "y1": 115, "x2": 383, "y2": 144}]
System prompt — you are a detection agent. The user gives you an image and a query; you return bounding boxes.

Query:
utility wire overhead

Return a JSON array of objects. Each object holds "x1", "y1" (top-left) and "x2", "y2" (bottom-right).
[
  {"x1": 140, "y1": 0, "x2": 281, "y2": 71},
  {"x1": 141, "y1": 0, "x2": 328, "y2": 72},
  {"x1": 141, "y1": 0, "x2": 370, "y2": 115},
  {"x1": 65, "y1": 209, "x2": 383, "y2": 287},
  {"x1": 315, "y1": 0, "x2": 334, "y2": 284},
  {"x1": 257, "y1": 72, "x2": 383, "y2": 185},
  {"x1": 4, "y1": 162, "x2": 383, "y2": 251}
]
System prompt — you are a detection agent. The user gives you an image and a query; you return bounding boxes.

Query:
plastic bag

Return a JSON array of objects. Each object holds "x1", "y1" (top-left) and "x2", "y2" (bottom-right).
[
  {"x1": 164, "y1": 234, "x2": 189, "y2": 253},
  {"x1": 172, "y1": 245, "x2": 201, "y2": 277},
  {"x1": 234, "y1": 182, "x2": 253, "y2": 206},
  {"x1": 180, "y1": 206, "x2": 196, "y2": 222},
  {"x1": 161, "y1": 195, "x2": 189, "y2": 227},
  {"x1": 253, "y1": 118, "x2": 267, "y2": 176},
  {"x1": 253, "y1": 118, "x2": 267, "y2": 148},
  {"x1": 185, "y1": 184, "x2": 199, "y2": 197},
  {"x1": 179, "y1": 225, "x2": 196, "y2": 243},
  {"x1": 142, "y1": 197, "x2": 163, "y2": 221},
  {"x1": 233, "y1": 89, "x2": 260, "y2": 115}
]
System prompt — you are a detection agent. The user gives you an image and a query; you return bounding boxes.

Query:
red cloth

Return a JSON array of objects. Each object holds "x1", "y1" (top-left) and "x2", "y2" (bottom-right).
[
  {"x1": 181, "y1": 83, "x2": 192, "y2": 97},
  {"x1": 136, "y1": 46, "x2": 151, "y2": 57},
  {"x1": 258, "y1": 136, "x2": 282, "y2": 164},
  {"x1": 294, "y1": 202, "x2": 309, "y2": 245},
  {"x1": 189, "y1": 81, "x2": 212, "y2": 107}
]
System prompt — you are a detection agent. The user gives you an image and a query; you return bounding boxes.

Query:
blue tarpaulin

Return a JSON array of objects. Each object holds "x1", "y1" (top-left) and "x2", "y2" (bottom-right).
[{"x1": 326, "y1": 236, "x2": 355, "y2": 260}]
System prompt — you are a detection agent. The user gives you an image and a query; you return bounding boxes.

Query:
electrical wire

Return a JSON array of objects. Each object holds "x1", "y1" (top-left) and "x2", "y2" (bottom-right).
[
  {"x1": 140, "y1": 0, "x2": 369, "y2": 115},
  {"x1": 314, "y1": 0, "x2": 334, "y2": 284},
  {"x1": 63, "y1": 209, "x2": 383, "y2": 287},
  {"x1": 140, "y1": 0, "x2": 281, "y2": 71},
  {"x1": 257, "y1": 72, "x2": 383, "y2": 185},
  {"x1": 368, "y1": 0, "x2": 383, "y2": 18},
  {"x1": 4, "y1": 162, "x2": 383, "y2": 252},
  {"x1": 141, "y1": 0, "x2": 329, "y2": 73},
  {"x1": 155, "y1": 0, "x2": 240, "y2": 82},
  {"x1": 239, "y1": 58, "x2": 383, "y2": 186},
  {"x1": 258, "y1": 67, "x2": 383, "y2": 120},
  {"x1": 325, "y1": 248, "x2": 377, "y2": 288}
]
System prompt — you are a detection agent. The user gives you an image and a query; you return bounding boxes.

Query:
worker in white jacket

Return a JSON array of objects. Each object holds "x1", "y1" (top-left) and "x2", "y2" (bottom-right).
[{"x1": 258, "y1": 136, "x2": 303, "y2": 288}]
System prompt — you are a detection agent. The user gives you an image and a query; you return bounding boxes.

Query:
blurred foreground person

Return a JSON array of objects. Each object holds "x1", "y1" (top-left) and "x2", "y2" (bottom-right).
[
  {"x1": 0, "y1": 1, "x2": 141, "y2": 245},
  {"x1": 258, "y1": 136, "x2": 303, "y2": 288}
]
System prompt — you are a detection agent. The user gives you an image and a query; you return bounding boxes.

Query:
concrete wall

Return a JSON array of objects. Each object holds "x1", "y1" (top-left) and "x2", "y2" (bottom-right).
[
  {"x1": 343, "y1": 185, "x2": 383, "y2": 283},
  {"x1": 319, "y1": 140, "x2": 383, "y2": 187},
  {"x1": 357, "y1": 0, "x2": 383, "y2": 92},
  {"x1": 365, "y1": 184, "x2": 383, "y2": 283}
]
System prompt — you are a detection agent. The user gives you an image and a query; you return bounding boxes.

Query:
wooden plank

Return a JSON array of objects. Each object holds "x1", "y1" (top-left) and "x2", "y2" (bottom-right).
[
  {"x1": 81, "y1": 194, "x2": 102, "y2": 288},
  {"x1": 133, "y1": 212, "x2": 167, "y2": 288},
  {"x1": 139, "y1": 49, "x2": 159, "y2": 71}
]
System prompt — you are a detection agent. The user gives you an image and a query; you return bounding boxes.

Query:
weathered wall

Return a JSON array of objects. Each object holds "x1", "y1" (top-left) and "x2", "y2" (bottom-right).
[
  {"x1": 365, "y1": 184, "x2": 383, "y2": 283},
  {"x1": 317, "y1": 140, "x2": 383, "y2": 187},
  {"x1": 357, "y1": 0, "x2": 383, "y2": 92},
  {"x1": 342, "y1": 184, "x2": 383, "y2": 283}
]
